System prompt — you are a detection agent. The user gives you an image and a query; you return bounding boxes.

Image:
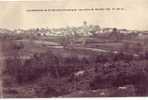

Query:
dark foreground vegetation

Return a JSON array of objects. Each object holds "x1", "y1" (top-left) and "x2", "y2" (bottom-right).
[{"x1": 1, "y1": 39, "x2": 148, "y2": 98}]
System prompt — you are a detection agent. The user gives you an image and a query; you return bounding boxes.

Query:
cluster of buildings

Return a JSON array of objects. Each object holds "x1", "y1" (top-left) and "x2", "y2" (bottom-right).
[
  {"x1": 12, "y1": 21, "x2": 101, "y2": 38},
  {"x1": 0, "y1": 21, "x2": 147, "y2": 40}
]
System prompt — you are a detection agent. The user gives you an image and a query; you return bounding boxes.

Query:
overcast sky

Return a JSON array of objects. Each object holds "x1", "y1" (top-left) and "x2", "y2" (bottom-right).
[{"x1": 0, "y1": 0, "x2": 148, "y2": 30}]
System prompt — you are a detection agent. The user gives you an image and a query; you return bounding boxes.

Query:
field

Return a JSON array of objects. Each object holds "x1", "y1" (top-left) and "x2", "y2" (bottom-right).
[{"x1": 1, "y1": 33, "x2": 148, "y2": 97}]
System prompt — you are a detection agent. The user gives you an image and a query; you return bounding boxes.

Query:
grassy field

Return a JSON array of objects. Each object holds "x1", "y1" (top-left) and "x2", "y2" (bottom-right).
[{"x1": 1, "y1": 36, "x2": 148, "y2": 97}]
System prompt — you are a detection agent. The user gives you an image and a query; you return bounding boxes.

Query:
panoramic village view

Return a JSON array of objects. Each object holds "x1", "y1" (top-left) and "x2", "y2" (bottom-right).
[{"x1": 1, "y1": 21, "x2": 148, "y2": 97}]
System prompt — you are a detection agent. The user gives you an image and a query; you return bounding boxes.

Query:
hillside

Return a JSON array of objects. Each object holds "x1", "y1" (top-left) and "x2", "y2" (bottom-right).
[{"x1": 0, "y1": 37, "x2": 148, "y2": 97}]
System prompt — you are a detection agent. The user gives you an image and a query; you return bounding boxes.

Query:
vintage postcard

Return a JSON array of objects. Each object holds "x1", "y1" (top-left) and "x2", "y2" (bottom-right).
[{"x1": 0, "y1": 0, "x2": 148, "y2": 98}]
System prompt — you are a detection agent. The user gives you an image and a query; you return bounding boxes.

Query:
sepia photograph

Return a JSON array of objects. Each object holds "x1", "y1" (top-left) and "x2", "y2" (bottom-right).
[{"x1": 0, "y1": 0, "x2": 148, "y2": 98}]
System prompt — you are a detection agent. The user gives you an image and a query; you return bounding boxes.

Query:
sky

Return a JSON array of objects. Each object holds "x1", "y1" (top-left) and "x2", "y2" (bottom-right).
[{"x1": 0, "y1": 0, "x2": 148, "y2": 30}]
